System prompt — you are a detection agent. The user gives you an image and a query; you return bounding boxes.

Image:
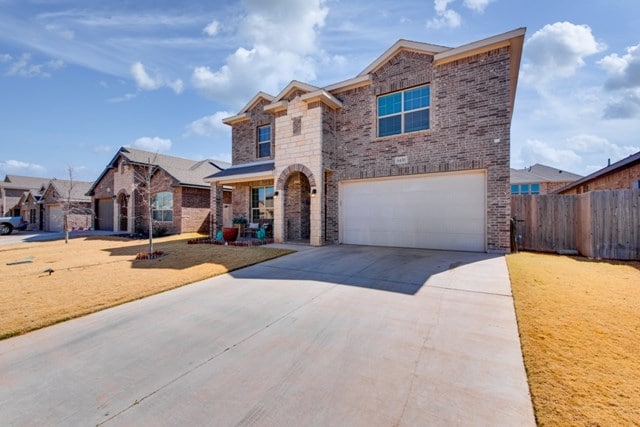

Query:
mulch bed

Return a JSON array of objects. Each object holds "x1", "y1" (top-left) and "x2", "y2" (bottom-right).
[{"x1": 187, "y1": 237, "x2": 274, "y2": 246}]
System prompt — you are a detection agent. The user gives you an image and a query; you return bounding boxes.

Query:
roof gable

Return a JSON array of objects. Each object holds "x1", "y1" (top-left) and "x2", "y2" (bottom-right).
[
  {"x1": 556, "y1": 151, "x2": 640, "y2": 193},
  {"x1": 272, "y1": 80, "x2": 320, "y2": 103},
  {"x1": 358, "y1": 39, "x2": 450, "y2": 77},
  {"x1": 239, "y1": 91, "x2": 275, "y2": 113}
]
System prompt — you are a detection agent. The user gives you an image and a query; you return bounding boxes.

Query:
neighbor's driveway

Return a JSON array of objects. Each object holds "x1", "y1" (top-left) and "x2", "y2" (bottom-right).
[{"x1": 0, "y1": 245, "x2": 535, "y2": 426}]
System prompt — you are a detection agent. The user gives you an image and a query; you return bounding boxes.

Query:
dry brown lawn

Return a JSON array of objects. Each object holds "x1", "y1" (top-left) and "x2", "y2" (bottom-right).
[
  {"x1": 507, "y1": 252, "x2": 640, "y2": 426},
  {"x1": 0, "y1": 234, "x2": 292, "y2": 339}
]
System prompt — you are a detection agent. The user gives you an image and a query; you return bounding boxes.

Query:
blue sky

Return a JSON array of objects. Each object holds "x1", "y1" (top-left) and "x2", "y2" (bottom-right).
[{"x1": 1, "y1": 0, "x2": 639, "y2": 181}]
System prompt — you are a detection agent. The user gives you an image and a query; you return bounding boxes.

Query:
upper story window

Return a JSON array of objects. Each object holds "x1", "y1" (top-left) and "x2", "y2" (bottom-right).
[
  {"x1": 257, "y1": 125, "x2": 271, "y2": 158},
  {"x1": 377, "y1": 85, "x2": 430, "y2": 137},
  {"x1": 151, "y1": 191, "x2": 173, "y2": 222}
]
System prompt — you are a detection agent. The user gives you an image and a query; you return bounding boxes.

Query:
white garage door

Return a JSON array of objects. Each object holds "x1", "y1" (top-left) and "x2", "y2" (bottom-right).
[
  {"x1": 340, "y1": 171, "x2": 486, "y2": 252},
  {"x1": 47, "y1": 205, "x2": 64, "y2": 232}
]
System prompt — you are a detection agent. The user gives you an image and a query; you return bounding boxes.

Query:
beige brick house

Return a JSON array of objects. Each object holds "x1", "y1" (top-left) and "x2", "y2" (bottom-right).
[
  {"x1": 207, "y1": 28, "x2": 525, "y2": 252},
  {"x1": 87, "y1": 147, "x2": 229, "y2": 235}
]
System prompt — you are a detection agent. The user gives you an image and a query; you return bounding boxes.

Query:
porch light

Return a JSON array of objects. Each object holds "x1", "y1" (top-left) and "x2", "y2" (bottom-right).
[
  {"x1": 274, "y1": 191, "x2": 279, "y2": 198},
  {"x1": 311, "y1": 188, "x2": 317, "y2": 197}
]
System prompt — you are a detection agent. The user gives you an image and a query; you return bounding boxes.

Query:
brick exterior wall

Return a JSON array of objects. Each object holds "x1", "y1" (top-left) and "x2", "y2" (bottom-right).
[
  {"x1": 222, "y1": 43, "x2": 517, "y2": 252},
  {"x1": 560, "y1": 163, "x2": 640, "y2": 194},
  {"x1": 541, "y1": 181, "x2": 574, "y2": 195},
  {"x1": 232, "y1": 98, "x2": 276, "y2": 165},
  {"x1": 329, "y1": 48, "x2": 512, "y2": 252},
  {"x1": 94, "y1": 156, "x2": 211, "y2": 234}
]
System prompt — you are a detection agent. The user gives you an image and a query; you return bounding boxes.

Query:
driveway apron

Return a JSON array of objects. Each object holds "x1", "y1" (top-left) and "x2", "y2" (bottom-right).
[{"x1": 0, "y1": 245, "x2": 535, "y2": 426}]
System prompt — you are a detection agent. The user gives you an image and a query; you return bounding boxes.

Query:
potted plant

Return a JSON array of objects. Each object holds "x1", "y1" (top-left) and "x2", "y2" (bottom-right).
[
  {"x1": 232, "y1": 215, "x2": 248, "y2": 236},
  {"x1": 222, "y1": 226, "x2": 238, "y2": 242}
]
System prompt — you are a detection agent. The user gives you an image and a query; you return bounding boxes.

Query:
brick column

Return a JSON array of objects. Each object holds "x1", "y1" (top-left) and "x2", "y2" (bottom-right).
[{"x1": 274, "y1": 190, "x2": 284, "y2": 243}]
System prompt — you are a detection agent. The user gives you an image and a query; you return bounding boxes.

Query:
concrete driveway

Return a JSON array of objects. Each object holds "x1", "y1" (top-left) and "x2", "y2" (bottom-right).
[{"x1": 0, "y1": 245, "x2": 535, "y2": 426}]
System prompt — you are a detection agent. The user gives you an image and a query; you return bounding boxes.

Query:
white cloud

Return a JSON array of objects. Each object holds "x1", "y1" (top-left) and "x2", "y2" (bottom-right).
[
  {"x1": 519, "y1": 139, "x2": 582, "y2": 169},
  {"x1": 598, "y1": 44, "x2": 640, "y2": 119},
  {"x1": 4, "y1": 53, "x2": 64, "y2": 78},
  {"x1": 0, "y1": 159, "x2": 46, "y2": 173},
  {"x1": 427, "y1": 0, "x2": 461, "y2": 29},
  {"x1": 599, "y1": 43, "x2": 640, "y2": 90},
  {"x1": 426, "y1": 0, "x2": 494, "y2": 28},
  {"x1": 521, "y1": 22, "x2": 605, "y2": 85},
  {"x1": 516, "y1": 135, "x2": 639, "y2": 173},
  {"x1": 130, "y1": 61, "x2": 183, "y2": 94},
  {"x1": 185, "y1": 111, "x2": 232, "y2": 138},
  {"x1": 131, "y1": 137, "x2": 172, "y2": 152},
  {"x1": 602, "y1": 89, "x2": 640, "y2": 119},
  {"x1": 191, "y1": 0, "x2": 329, "y2": 106},
  {"x1": 203, "y1": 19, "x2": 219, "y2": 36},
  {"x1": 0, "y1": 53, "x2": 11, "y2": 63},
  {"x1": 463, "y1": 0, "x2": 494, "y2": 13}
]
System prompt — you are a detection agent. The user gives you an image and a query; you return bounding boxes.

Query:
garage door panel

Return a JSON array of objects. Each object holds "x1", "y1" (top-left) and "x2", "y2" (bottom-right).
[{"x1": 340, "y1": 171, "x2": 486, "y2": 252}]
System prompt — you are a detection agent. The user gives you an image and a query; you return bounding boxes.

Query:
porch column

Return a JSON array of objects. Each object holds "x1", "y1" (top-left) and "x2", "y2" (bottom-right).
[
  {"x1": 310, "y1": 186, "x2": 322, "y2": 246},
  {"x1": 210, "y1": 183, "x2": 223, "y2": 238},
  {"x1": 274, "y1": 189, "x2": 284, "y2": 243}
]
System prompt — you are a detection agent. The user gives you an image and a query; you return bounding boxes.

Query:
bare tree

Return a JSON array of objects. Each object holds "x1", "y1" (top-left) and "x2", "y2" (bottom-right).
[
  {"x1": 129, "y1": 154, "x2": 160, "y2": 255},
  {"x1": 61, "y1": 166, "x2": 93, "y2": 244}
]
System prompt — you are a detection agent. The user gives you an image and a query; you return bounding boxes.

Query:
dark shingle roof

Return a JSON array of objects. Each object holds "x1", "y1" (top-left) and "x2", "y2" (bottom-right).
[
  {"x1": 555, "y1": 151, "x2": 640, "y2": 193},
  {"x1": 2, "y1": 175, "x2": 49, "y2": 190},
  {"x1": 205, "y1": 161, "x2": 275, "y2": 180},
  {"x1": 119, "y1": 147, "x2": 230, "y2": 186},
  {"x1": 87, "y1": 147, "x2": 230, "y2": 195},
  {"x1": 46, "y1": 179, "x2": 93, "y2": 202},
  {"x1": 510, "y1": 164, "x2": 582, "y2": 184}
]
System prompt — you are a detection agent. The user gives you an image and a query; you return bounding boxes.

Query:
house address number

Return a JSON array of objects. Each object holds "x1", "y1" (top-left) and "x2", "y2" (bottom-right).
[{"x1": 394, "y1": 156, "x2": 408, "y2": 165}]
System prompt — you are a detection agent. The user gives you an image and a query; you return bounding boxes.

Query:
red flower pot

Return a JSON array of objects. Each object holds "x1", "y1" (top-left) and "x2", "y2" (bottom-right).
[{"x1": 222, "y1": 227, "x2": 238, "y2": 242}]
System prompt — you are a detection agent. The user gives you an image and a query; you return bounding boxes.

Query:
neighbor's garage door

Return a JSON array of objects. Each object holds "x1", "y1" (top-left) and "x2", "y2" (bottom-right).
[
  {"x1": 95, "y1": 198, "x2": 114, "y2": 230},
  {"x1": 340, "y1": 171, "x2": 486, "y2": 252},
  {"x1": 47, "y1": 205, "x2": 64, "y2": 232}
]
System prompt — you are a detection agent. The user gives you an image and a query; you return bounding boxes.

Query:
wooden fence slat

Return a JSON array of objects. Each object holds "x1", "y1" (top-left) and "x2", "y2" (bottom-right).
[{"x1": 510, "y1": 189, "x2": 640, "y2": 260}]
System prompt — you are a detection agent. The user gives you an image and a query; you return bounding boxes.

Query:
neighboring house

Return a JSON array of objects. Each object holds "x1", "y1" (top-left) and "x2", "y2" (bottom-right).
[
  {"x1": 207, "y1": 28, "x2": 526, "y2": 252},
  {"x1": 87, "y1": 146, "x2": 230, "y2": 235},
  {"x1": 0, "y1": 175, "x2": 48, "y2": 217},
  {"x1": 510, "y1": 164, "x2": 582, "y2": 195},
  {"x1": 18, "y1": 187, "x2": 46, "y2": 231},
  {"x1": 41, "y1": 179, "x2": 93, "y2": 232},
  {"x1": 557, "y1": 151, "x2": 640, "y2": 194}
]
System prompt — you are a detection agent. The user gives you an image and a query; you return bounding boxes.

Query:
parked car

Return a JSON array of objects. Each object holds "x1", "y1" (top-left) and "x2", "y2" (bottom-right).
[{"x1": 0, "y1": 216, "x2": 28, "y2": 235}]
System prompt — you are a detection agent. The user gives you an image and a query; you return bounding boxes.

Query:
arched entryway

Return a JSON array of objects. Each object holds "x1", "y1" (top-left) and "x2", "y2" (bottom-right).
[
  {"x1": 284, "y1": 171, "x2": 311, "y2": 242},
  {"x1": 118, "y1": 193, "x2": 128, "y2": 232}
]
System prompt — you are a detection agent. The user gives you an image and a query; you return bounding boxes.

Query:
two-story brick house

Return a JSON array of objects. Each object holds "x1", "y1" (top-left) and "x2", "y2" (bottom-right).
[{"x1": 207, "y1": 28, "x2": 525, "y2": 252}]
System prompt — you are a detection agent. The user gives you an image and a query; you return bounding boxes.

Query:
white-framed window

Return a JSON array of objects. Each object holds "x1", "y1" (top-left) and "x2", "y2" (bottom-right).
[
  {"x1": 511, "y1": 183, "x2": 540, "y2": 195},
  {"x1": 377, "y1": 85, "x2": 430, "y2": 137},
  {"x1": 251, "y1": 186, "x2": 274, "y2": 223},
  {"x1": 257, "y1": 125, "x2": 271, "y2": 158},
  {"x1": 151, "y1": 191, "x2": 173, "y2": 221}
]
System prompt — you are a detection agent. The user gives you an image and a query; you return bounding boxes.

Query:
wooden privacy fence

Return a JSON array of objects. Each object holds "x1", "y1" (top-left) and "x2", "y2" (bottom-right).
[{"x1": 511, "y1": 189, "x2": 640, "y2": 260}]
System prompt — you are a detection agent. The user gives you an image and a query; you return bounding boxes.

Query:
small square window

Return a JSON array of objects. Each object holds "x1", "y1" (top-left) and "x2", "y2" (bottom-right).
[
  {"x1": 530, "y1": 183, "x2": 540, "y2": 194},
  {"x1": 511, "y1": 184, "x2": 519, "y2": 194},
  {"x1": 521, "y1": 184, "x2": 529, "y2": 194}
]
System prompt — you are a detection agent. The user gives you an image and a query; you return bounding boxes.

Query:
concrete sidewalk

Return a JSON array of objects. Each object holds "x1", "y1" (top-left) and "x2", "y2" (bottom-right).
[{"x1": 0, "y1": 246, "x2": 535, "y2": 426}]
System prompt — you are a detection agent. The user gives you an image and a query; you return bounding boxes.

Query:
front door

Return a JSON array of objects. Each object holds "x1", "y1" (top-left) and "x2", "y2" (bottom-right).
[{"x1": 119, "y1": 193, "x2": 128, "y2": 232}]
